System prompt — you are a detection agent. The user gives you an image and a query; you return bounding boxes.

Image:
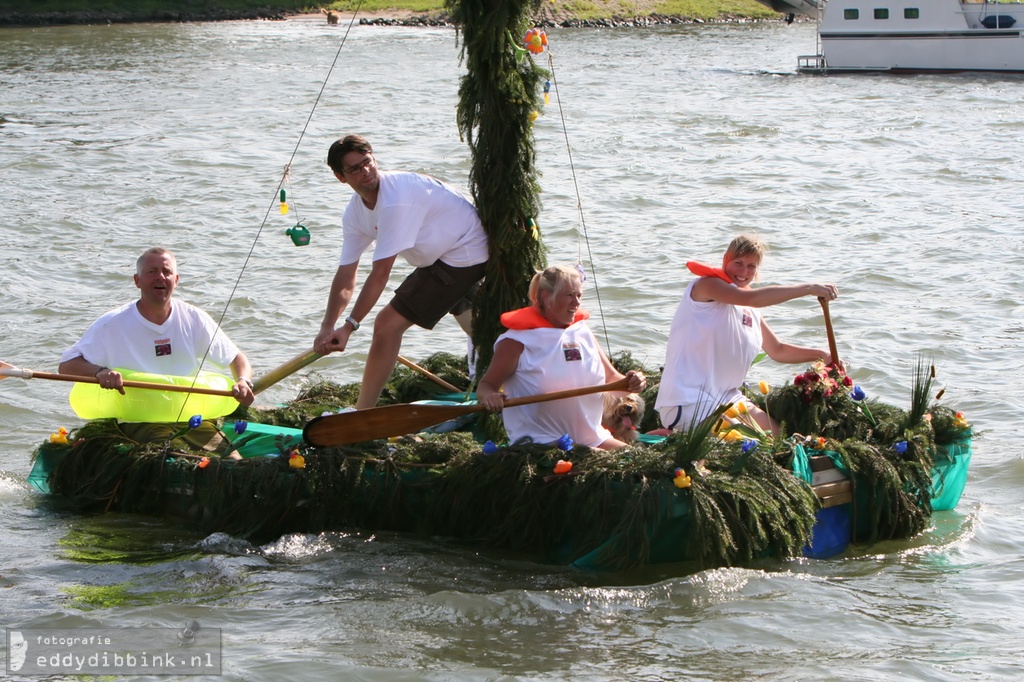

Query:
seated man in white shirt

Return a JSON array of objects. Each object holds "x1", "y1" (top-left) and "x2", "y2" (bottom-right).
[{"x1": 59, "y1": 247, "x2": 255, "y2": 452}]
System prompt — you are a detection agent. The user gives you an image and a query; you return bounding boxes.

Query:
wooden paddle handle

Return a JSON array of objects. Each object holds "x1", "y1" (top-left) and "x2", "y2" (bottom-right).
[
  {"x1": 503, "y1": 376, "x2": 630, "y2": 409},
  {"x1": 249, "y1": 349, "x2": 461, "y2": 395},
  {"x1": 818, "y1": 297, "x2": 840, "y2": 367},
  {"x1": 0, "y1": 367, "x2": 236, "y2": 397},
  {"x1": 397, "y1": 355, "x2": 462, "y2": 393},
  {"x1": 251, "y1": 348, "x2": 321, "y2": 394}
]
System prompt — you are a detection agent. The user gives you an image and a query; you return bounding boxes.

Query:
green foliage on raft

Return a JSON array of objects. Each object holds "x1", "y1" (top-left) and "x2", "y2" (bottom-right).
[
  {"x1": 33, "y1": 356, "x2": 972, "y2": 571},
  {"x1": 446, "y1": 0, "x2": 548, "y2": 373}
]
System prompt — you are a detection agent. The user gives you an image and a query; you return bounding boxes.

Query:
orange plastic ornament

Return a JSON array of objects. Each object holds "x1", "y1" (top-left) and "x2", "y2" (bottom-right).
[
  {"x1": 553, "y1": 460, "x2": 573, "y2": 474},
  {"x1": 523, "y1": 28, "x2": 546, "y2": 55}
]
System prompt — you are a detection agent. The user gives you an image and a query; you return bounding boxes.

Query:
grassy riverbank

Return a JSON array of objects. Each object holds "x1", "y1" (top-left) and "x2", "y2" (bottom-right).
[{"x1": 0, "y1": 0, "x2": 779, "y2": 26}]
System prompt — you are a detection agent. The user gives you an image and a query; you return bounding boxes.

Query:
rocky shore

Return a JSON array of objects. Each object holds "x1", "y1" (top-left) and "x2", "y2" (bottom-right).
[
  {"x1": 356, "y1": 13, "x2": 764, "y2": 28},
  {"x1": 1, "y1": 7, "x2": 774, "y2": 28},
  {"x1": 0, "y1": 8, "x2": 292, "y2": 26}
]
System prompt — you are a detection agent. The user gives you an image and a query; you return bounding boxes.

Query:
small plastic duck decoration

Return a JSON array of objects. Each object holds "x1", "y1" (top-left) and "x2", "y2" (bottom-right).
[
  {"x1": 49, "y1": 427, "x2": 69, "y2": 444},
  {"x1": 188, "y1": 415, "x2": 203, "y2": 429},
  {"x1": 555, "y1": 433, "x2": 573, "y2": 451},
  {"x1": 813, "y1": 436, "x2": 828, "y2": 450},
  {"x1": 288, "y1": 449, "x2": 305, "y2": 469},
  {"x1": 198, "y1": 457, "x2": 211, "y2": 469},
  {"x1": 233, "y1": 421, "x2": 248, "y2": 435},
  {"x1": 553, "y1": 459, "x2": 573, "y2": 474},
  {"x1": 673, "y1": 468, "x2": 692, "y2": 489},
  {"x1": 523, "y1": 27, "x2": 547, "y2": 54},
  {"x1": 894, "y1": 441, "x2": 908, "y2": 455},
  {"x1": 483, "y1": 440, "x2": 498, "y2": 455},
  {"x1": 953, "y1": 411, "x2": 970, "y2": 430},
  {"x1": 279, "y1": 189, "x2": 289, "y2": 215},
  {"x1": 543, "y1": 80, "x2": 550, "y2": 106}
]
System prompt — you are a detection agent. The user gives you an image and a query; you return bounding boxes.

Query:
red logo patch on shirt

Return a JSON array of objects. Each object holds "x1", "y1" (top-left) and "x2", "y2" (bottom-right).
[
  {"x1": 742, "y1": 313, "x2": 753, "y2": 328},
  {"x1": 155, "y1": 342, "x2": 172, "y2": 357},
  {"x1": 563, "y1": 342, "x2": 582, "y2": 362}
]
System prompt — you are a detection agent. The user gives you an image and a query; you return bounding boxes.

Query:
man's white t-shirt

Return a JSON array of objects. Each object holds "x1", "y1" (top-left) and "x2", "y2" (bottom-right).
[
  {"x1": 339, "y1": 170, "x2": 488, "y2": 268},
  {"x1": 60, "y1": 300, "x2": 239, "y2": 377}
]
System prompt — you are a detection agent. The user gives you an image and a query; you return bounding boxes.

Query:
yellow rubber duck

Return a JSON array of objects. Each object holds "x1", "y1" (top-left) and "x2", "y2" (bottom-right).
[
  {"x1": 673, "y1": 468, "x2": 692, "y2": 489},
  {"x1": 49, "y1": 427, "x2": 69, "y2": 444}
]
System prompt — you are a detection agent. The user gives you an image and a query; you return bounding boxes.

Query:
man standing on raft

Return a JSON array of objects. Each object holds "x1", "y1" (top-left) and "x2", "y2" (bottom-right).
[{"x1": 313, "y1": 134, "x2": 488, "y2": 409}]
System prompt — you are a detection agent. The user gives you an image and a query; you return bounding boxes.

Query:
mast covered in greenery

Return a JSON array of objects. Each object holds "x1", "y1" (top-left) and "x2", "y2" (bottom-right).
[{"x1": 445, "y1": 0, "x2": 547, "y2": 372}]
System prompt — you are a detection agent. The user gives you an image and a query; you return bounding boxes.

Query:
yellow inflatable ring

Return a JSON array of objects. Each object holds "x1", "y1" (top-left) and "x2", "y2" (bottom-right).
[{"x1": 69, "y1": 369, "x2": 237, "y2": 422}]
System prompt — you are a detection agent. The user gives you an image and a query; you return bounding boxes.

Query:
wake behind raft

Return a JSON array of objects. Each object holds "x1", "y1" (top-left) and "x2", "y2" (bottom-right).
[{"x1": 26, "y1": 353, "x2": 972, "y2": 572}]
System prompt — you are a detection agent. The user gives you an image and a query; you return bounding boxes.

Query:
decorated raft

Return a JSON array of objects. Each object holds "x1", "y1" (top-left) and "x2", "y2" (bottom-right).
[
  {"x1": 27, "y1": 353, "x2": 973, "y2": 572},
  {"x1": 21, "y1": 1, "x2": 972, "y2": 572}
]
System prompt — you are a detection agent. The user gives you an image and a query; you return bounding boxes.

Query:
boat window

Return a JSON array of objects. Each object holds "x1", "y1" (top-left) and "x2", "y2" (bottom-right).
[
  {"x1": 874, "y1": 8, "x2": 890, "y2": 19},
  {"x1": 844, "y1": 8, "x2": 859, "y2": 19},
  {"x1": 904, "y1": 7, "x2": 920, "y2": 18}
]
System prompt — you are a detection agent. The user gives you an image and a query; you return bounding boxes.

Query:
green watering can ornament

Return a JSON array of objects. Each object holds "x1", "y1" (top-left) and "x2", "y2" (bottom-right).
[{"x1": 286, "y1": 224, "x2": 310, "y2": 246}]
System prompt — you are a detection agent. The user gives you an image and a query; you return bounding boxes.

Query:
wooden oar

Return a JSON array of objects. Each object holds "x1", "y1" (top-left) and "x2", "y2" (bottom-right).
[
  {"x1": 396, "y1": 355, "x2": 462, "y2": 393},
  {"x1": 0, "y1": 361, "x2": 235, "y2": 397},
  {"x1": 252, "y1": 346, "x2": 461, "y2": 395},
  {"x1": 303, "y1": 377, "x2": 629, "y2": 447},
  {"x1": 818, "y1": 297, "x2": 840, "y2": 367},
  {"x1": 251, "y1": 348, "x2": 321, "y2": 394}
]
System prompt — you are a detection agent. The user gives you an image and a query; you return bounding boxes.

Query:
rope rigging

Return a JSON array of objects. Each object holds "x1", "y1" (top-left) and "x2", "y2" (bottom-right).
[
  {"x1": 542, "y1": 45, "x2": 611, "y2": 353},
  {"x1": 177, "y1": 2, "x2": 365, "y2": 423}
]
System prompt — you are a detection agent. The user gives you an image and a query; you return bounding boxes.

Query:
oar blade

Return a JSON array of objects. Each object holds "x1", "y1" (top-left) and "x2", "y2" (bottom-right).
[{"x1": 303, "y1": 401, "x2": 481, "y2": 447}]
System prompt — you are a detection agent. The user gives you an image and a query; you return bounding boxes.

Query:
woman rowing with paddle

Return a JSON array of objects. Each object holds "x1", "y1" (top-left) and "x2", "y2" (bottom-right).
[
  {"x1": 656, "y1": 235, "x2": 840, "y2": 436},
  {"x1": 477, "y1": 265, "x2": 646, "y2": 450}
]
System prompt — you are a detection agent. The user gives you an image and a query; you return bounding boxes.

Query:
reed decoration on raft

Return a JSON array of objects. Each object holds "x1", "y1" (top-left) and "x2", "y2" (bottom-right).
[
  {"x1": 34, "y1": 354, "x2": 972, "y2": 571},
  {"x1": 445, "y1": 0, "x2": 548, "y2": 372}
]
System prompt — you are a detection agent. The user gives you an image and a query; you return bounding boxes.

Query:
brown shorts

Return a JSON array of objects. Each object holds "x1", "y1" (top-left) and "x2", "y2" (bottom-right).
[
  {"x1": 392, "y1": 260, "x2": 486, "y2": 330},
  {"x1": 118, "y1": 420, "x2": 232, "y2": 455}
]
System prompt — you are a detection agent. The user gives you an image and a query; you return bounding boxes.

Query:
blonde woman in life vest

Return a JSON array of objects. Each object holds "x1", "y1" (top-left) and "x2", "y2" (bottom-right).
[
  {"x1": 477, "y1": 265, "x2": 646, "y2": 450},
  {"x1": 656, "y1": 234, "x2": 839, "y2": 436}
]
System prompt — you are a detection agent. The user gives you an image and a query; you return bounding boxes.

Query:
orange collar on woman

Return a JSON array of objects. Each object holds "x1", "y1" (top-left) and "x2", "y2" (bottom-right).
[
  {"x1": 500, "y1": 306, "x2": 590, "y2": 330},
  {"x1": 686, "y1": 261, "x2": 733, "y2": 284}
]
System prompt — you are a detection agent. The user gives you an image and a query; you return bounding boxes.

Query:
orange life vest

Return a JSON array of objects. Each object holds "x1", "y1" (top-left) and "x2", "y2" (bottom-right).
[
  {"x1": 685, "y1": 261, "x2": 733, "y2": 284},
  {"x1": 500, "y1": 306, "x2": 590, "y2": 330}
]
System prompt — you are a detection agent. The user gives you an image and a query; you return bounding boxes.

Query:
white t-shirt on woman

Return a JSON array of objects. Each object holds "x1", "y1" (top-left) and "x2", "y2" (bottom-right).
[
  {"x1": 497, "y1": 320, "x2": 612, "y2": 448},
  {"x1": 656, "y1": 279, "x2": 763, "y2": 428}
]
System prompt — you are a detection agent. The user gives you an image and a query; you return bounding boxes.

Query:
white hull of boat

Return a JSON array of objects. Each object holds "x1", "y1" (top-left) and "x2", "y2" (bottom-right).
[{"x1": 761, "y1": 0, "x2": 1024, "y2": 73}]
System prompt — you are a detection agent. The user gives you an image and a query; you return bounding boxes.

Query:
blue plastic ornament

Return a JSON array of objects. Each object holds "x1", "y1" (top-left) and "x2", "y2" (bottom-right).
[
  {"x1": 483, "y1": 440, "x2": 498, "y2": 455},
  {"x1": 188, "y1": 415, "x2": 203, "y2": 429},
  {"x1": 556, "y1": 434, "x2": 574, "y2": 451},
  {"x1": 234, "y1": 420, "x2": 248, "y2": 435}
]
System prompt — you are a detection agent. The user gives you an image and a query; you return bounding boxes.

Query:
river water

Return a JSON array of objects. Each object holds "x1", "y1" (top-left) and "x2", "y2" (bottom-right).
[{"x1": 2, "y1": 13, "x2": 1023, "y2": 681}]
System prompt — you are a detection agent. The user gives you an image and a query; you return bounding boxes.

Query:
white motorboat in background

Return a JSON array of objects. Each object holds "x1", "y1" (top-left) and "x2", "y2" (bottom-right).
[{"x1": 756, "y1": 0, "x2": 1024, "y2": 73}]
